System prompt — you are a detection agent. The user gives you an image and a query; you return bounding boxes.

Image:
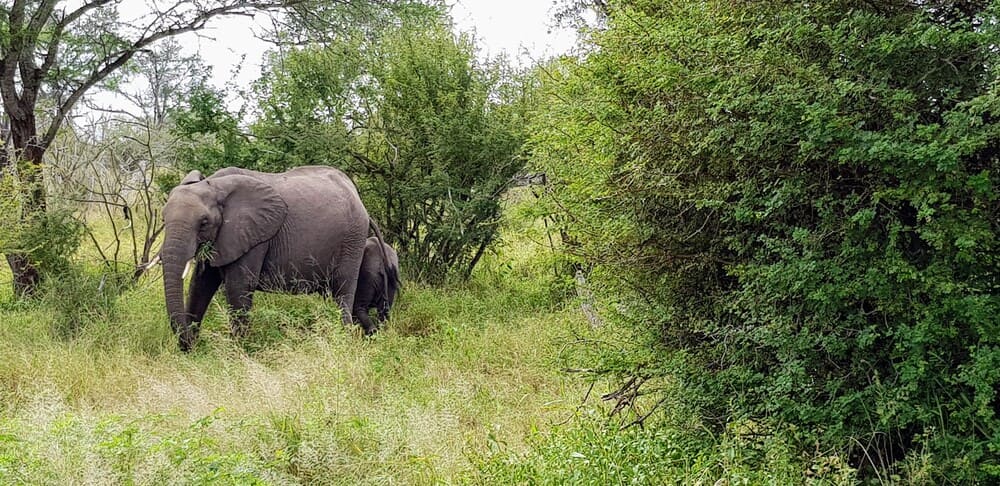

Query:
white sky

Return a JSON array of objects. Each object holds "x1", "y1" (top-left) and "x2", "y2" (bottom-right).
[
  {"x1": 86, "y1": 1, "x2": 577, "y2": 116},
  {"x1": 447, "y1": 0, "x2": 578, "y2": 64},
  {"x1": 179, "y1": 0, "x2": 578, "y2": 95}
]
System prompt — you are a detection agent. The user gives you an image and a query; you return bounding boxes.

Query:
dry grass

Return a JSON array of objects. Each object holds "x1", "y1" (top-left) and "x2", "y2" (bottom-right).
[{"x1": 0, "y1": 198, "x2": 588, "y2": 484}]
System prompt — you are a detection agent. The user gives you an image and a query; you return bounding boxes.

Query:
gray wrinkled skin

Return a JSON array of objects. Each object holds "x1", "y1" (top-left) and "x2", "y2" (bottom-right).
[
  {"x1": 352, "y1": 237, "x2": 401, "y2": 335},
  {"x1": 161, "y1": 166, "x2": 385, "y2": 351}
]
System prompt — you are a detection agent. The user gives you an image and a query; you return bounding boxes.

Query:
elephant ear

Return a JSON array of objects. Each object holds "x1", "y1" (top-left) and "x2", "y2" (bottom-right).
[
  {"x1": 206, "y1": 174, "x2": 288, "y2": 267},
  {"x1": 180, "y1": 170, "x2": 204, "y2": 185}
]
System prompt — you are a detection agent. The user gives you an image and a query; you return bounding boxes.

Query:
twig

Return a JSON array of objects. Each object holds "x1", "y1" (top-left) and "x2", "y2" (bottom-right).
[
  {"x1": 620, "y1": 396, "x2": 667, "y2": 430},
  {"x1": 553, "y1": 381, "x2": 596, "y2": 426}
]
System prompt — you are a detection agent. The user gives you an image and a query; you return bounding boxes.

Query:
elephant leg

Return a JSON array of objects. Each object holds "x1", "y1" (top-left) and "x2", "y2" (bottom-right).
[
  {"x1": 353, "y1": 305, "x2": 377, "y2": 335},
  {"x1": 378, "y1": 302, "x2": 390, "y2": 322},
  {"x1": 224, "y1": 284, "x2": 254, "y2": 339},
  {"x1": 382, "y1": 287, "x2": 396, "y2": 322},
  {"x1": 187, "y1": 263, "x2": 222, "y2": 328},
  {"x1": 221, "y1": 246, "x2": 267, "y2": 339},
  {"x1": 385, "y1": 294, "x2": 396, "y2": 322},
  {"x1": 331, "y1": 254, "x2": 363, "y2": 326},
  {"x1": 373, "y1": 295, "x2": 388, "y2": 322}
]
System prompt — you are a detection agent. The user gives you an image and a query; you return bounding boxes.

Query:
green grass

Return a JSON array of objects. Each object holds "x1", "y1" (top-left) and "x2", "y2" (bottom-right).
[
  {"x1": 0, "y1": 193, "x2": 859, "y2": 484},
  {"x1": 0, "y1": 196, "x2": 592, "y2": 484},
  {"x1": 0, "y1": 290, "x2": 587, "y2": 483}
]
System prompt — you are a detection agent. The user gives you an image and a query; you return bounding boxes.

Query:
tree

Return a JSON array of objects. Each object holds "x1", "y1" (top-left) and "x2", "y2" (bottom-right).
[
  {"x1": 272, "y1": 19, "x2": 529, "y2": 281},
  {"x1": 536, "y1": 0, "x2": 999, "y2": 480},
  {"x1": 351, "y1": 21, "x2": 530, "y2": 281},
  {"x1": 0, "y1": 0, "x2": 309, "y2": 297},
  {"x1": 175, "y1": 10, "x2": 531, "y2": 282},
  {"x1": 44, "y1": 40, "x2": 213, "y2": 285},
  {"x1": 551, "y1": 0, "x2": 610, "y2": 29},
  {"x1": 88, "y1": 38, "x2": 212, "y2": 126}
]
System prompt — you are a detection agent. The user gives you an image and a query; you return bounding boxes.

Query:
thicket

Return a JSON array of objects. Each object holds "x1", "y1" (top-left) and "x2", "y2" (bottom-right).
[
  {"x1": 533, "y1": 0, "x2": 1000, "y2": 480},
  {"x1": 173, "y1": 9, "x2": 530, "y2": 282}
]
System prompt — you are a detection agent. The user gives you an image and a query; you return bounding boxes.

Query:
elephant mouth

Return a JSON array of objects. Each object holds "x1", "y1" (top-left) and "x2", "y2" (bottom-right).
[
  {"x1": 194, "y1": 241, "x2": 217, "y2": 263},
  {"x1": 181, "y1": 242, "x2": 218, "y2": 279}
]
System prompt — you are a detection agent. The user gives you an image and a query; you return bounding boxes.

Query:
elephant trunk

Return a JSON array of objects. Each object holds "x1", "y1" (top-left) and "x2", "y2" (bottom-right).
[{"x1": 162, "y1": 228, "x2": 197, "y2": 351}]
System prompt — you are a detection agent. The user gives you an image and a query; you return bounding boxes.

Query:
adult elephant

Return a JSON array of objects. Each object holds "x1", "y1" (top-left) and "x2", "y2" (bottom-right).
[{"x1": 161, "y1": 166, "x2": 381, "y2": 351}]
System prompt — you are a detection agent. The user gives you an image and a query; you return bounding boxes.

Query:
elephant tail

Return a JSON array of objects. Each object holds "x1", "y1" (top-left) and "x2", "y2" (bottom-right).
[{"x1": 385, "y1": 254, "x2": 402, "y2": 294}]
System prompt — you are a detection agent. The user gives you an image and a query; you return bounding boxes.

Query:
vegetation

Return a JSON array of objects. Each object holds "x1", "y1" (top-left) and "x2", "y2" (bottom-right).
[
  {"x1": 0, "y1": 194, "x2": 582, "y2": 484},
  {"x1": 532, "y1": 0, "x2": 1000, "y2": 482},
  {"x1": 174, "y1": 10, "x2": 529, "y2": 282},
  {"x1": 0, "y1": 0, "x2": 315, "y2": 296},
  {"x1": 0, "y1": 0, "x2": 997, "y2": 483}
]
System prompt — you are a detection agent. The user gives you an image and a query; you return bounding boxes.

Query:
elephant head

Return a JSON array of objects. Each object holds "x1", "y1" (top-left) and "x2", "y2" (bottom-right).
[{"x1": 161, "y1": 170, "x2": 288, "y2": 351}]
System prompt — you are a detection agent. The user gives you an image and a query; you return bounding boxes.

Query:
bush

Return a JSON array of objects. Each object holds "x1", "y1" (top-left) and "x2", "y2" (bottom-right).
[
  {"x1": 344, "y1": 21, "x2": 530, "y2": 282},
  {"x1": 172, "y1": 11, "x2": 530, "y2": 283},
  {"x1": 535, "y1": 0, "x2": 1000, "y2": 481},
  {"x1": 474, "y1": 411, "x2": 857, "y2": 484},
  {"x1": 41, "y1": 266, "x2": 128, "y2": 338},
  {"x1": 0, "y1": 203, "x2": 84, "y2": 282}
]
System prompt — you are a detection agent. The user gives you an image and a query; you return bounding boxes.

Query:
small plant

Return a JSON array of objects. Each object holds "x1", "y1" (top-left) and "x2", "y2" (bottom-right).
[
  {"x1": 43, "y1": 266, "x2": 127, "y2": 338},
  {"x1": 1, "y1": 208, "x2": 84, "y2": 280}
]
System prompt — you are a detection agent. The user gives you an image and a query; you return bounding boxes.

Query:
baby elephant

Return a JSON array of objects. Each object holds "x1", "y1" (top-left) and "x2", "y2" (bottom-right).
[{"x1": 353, "y1": 237, "x2": 401, "y2": 335}]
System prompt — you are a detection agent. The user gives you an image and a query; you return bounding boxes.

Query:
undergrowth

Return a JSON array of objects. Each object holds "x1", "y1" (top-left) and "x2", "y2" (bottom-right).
[
  {"x1": 0, "y1": 193, "x2": 586, "y2": 484},
  {"x1": 0, "y1": 191, "x2": 861, "y2": 484}
]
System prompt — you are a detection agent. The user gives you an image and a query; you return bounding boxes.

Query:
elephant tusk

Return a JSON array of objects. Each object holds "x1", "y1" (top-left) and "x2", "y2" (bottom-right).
[
  {"x1": 146, "y1": 254, "x2": 161, "y2": 269},
  {"x1": 182, "y1": 259, "x2": 194, "y2": 279}
]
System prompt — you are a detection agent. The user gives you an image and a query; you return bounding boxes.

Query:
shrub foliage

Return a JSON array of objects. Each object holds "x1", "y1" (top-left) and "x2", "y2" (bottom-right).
[
  {"x1": 534, "y1": 0, "x2": 1000, "y2": 479},
  {"x1": 173, "y1": 12, "x2": 529, "y2": 282}
]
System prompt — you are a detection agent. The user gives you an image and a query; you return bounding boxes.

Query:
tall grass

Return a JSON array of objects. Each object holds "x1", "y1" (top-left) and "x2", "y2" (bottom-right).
[
  {"x1": 0, "y1": 193, "x2": 589, "y2": 484},
  {"x1": 0, "y1": 191, "x2": 859, "y2": 484}
]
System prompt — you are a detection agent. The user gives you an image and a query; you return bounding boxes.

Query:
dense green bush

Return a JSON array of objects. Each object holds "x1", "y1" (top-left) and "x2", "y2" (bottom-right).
[
  {"x1": 0, "y1": 168, "x2": 84, "y2": 283},
  {"x1": 172, "y1": 11, "x2": 529, "y2": 283},
  {"x1": 344, "y1": 21, "x2": 530, "y2": 282},
  {"x1": 534, "y1": 0, "x2": 1000, "y2": 480},
  {"x1": 5, "y1": 209, "x2": 83, "y2": 278}
]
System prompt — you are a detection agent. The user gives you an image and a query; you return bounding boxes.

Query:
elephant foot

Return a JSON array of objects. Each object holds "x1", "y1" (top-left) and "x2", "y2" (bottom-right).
[
  {"x1": 230, "y1": 315, "x2": 250, "y2": 340},
  {"x1": 352, "y1": 308, "x2": 378, "y2": 336},
  {"x1": 177, "y1": 322, "x2": 202, "y2": 352}
]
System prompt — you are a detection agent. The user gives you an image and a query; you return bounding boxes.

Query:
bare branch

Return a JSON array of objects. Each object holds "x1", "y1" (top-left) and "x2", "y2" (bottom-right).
[
  {"x1": 40, "y1": 1, "x2": 116, "y2": 81},
  {"x1": 41, "y1": 0, "x2": 312, "y2": 149}
]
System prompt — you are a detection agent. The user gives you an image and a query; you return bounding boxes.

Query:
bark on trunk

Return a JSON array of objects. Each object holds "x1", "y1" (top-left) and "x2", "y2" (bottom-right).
[
  {"x1": 6, "y1": 253, "x2": 39, "y2": 298},
  {"x1": 5, "y1": 116, "x2": 46, "y2": 297}
]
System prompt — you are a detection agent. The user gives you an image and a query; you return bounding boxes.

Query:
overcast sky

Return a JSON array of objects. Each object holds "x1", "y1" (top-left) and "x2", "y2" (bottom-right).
[
  {"x1": 180, "y1": 0, "x2": 578, "y2": 94},
  {"x1": 85, "y1": 1, "x2": 578, "y2": 117},
  {"x1": 448, "y1": 0, "x2": 578, "y2": 63}
]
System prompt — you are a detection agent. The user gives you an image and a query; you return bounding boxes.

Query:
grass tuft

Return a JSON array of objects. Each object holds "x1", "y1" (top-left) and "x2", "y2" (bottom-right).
[
  {"x1": 0, "y1": 194, "x2": 589, "y2": 484},
  {"x1": 0, "y1": 191, "x2": 855, "y2": 483}
]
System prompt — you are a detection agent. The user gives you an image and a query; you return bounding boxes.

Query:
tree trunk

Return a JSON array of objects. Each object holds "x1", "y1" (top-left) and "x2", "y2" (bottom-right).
[
  {"x1": 464, "y1": 236, "x2": 491, "y2": 280},
  {"x1": 5, "y1": 253, "x2": 40, "y2": 298},
  {"x1": 5, "y1": 116, "x2": 46, "y2": 297}
]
